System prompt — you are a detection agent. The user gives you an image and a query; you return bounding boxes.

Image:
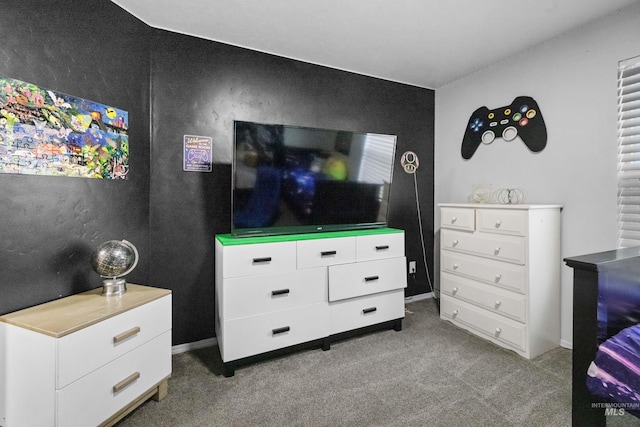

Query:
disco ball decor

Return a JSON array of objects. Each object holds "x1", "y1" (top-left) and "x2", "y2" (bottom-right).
[{"x1": 91, "y1": 239, "x2": 139, "y2": 296}]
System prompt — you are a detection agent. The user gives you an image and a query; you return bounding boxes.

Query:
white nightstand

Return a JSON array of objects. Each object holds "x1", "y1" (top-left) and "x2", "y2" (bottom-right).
[{"x1": 0, "y1": 284, "x2": 172, "y2": 427}]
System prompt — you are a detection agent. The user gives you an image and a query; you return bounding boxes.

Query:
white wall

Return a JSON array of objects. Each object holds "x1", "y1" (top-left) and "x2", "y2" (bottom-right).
[{"x1": 434, "y1": 2, "x2": 640, "y2": 348}]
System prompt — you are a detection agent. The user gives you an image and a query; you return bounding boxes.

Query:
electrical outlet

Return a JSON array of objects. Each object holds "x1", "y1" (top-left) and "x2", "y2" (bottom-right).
[{"x1": 409, "y1": 261, "x2": 416, "y2": 274}]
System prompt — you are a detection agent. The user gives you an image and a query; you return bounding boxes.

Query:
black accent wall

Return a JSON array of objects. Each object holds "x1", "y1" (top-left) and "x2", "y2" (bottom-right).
[
  {"x1": 0, "y1": 1, "x2": 434, "y2": 346},
  {"x1": 0, "y1": 1, "x2": 152, "y2": 312}
]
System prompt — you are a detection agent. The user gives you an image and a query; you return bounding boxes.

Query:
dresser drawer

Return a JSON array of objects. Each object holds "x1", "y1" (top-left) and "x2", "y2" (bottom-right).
[
  {"x1": 477, "y1": 209, "x2": 528, "y2": 236},
  {"x1": 57, "y1": 295, "x2": 172, "y2": 389},
  {"x1": 220, "y1": 303, "x2": 329, "y2": 362},
  {"x1": 441, "y1": 272, "x2": 526, "y2": 322},
  {"x1": 222, "y1": 267, "x2": 327, "y2": 319},
  {"x1": 329, "y1": 289, "x2": 405, "y2": 335},
  {"x1": 441, "y1": 296, "x2": 526, "y2": 352},
  {"x1": 440, "y1": 207, "x2": 475, "y2": 231},
  {"x1": 328, "y1": 256, "x2": 406, "y2": 302},
  {"x1": 441, "y1": 251, "x2": 526, "y2": 294},
  {"x1": 441, "y1": 229, "x2": 525, "y2": 265},
  {"x1": 297, "y1": 237, "x2": 356, "y2": 269},
  {"x1": 355, "y1": 232, "x2": 404, "y2": 261},
  {"x1": 221, "y1": 241, "x2": 297, "y2": 278},
  {"x1": 57, "y1": 331, "x2": 171, "y2": 427}
]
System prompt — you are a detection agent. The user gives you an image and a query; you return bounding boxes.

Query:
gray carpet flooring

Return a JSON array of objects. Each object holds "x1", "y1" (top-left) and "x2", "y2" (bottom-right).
[{"x1": 117, "y1": 298, "x2": 575, "y2": 427}]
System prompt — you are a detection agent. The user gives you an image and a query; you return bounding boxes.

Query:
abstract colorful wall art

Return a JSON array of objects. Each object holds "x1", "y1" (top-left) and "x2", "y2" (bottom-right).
[{"x1": 0, "y1": 75, "x2": 129, "y2": 179}]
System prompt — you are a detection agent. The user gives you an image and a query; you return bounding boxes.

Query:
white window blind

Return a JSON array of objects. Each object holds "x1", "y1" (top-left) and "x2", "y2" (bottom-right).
[{"x1": 618, "y1": 55, "x2": 640, "y2": 247}]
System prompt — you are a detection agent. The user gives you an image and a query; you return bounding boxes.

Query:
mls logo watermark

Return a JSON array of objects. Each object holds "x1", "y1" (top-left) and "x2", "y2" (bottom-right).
[
  {"x1": 592, "y1": 402, "x2": 639, "y2": 416},
  {"x1": 605, "y1": 407, "x2": 625, "y2": 416}
]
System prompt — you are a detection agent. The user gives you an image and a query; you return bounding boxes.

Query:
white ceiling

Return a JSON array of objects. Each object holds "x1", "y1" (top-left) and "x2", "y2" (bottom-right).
[{"x1": 112, "y1": 0, "x2": 639, "y2": 89}]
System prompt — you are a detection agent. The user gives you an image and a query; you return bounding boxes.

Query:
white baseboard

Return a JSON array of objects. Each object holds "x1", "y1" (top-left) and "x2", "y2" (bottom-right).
[
  {"x1": 172, "y1": 337, "x2": 217, "y2": 355},
  {"x1": 405, "y1": 292, "x2": 434, "y2": 303},
  {"x1": 560, "y1": 339, "x2": 573, "y2": 350}
]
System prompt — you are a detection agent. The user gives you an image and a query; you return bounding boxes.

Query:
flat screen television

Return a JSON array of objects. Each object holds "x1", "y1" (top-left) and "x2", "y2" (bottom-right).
[{"x1": 232, "y1": 120, "x2": 397, "y2": 237}]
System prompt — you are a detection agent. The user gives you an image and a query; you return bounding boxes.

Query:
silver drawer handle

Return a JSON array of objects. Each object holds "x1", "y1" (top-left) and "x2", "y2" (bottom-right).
[
  {"x1": 495, "y1": 274, "x2": 502, "y2": 281},
  {"x1": 452, "y1": 240, "x2": 459, "y2": 247},
  {"x1": 113, "y1": 326, "x2": 141, "y2": 344},
  {"x1": 494, "y1": 247, "x2": 501, "y2": 255},
  {"x1": 113, "y1": 372, "x2": 140, "y2": 393},
  {"x1": 451, "y1": 217, "x2": 457, "y2": 223},
  {"x1": 495, "y1": 327, "x2": 502, "y2": 335},
  {"x1": 453, "y1": 264, "x2": 459, "y2": 270},
  {"x1": 452, "y1": 309, "x2": 459, "y2": 316},
  {"x1": 495, "y1": 300, "x2": 502, "y2": 307},
  {"x1": 452, "y1": 287, "x2": 458, "y2": 294},
  {"x1": 495, "y1": 220, "x2": 502, "y2": 228}
]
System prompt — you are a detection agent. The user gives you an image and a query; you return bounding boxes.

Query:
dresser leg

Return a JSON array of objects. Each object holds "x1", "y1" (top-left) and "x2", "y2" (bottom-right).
[
  {"x1": 223, "y1": 363, "x2": 235, "y2": 377},
  {"x1": 322, "y1": 337, "x2": 331, "y2": 351},
  {"x1": 394, "y1": 319, "x2": 402, "y2": 331},
  {"x1": 152, "y1": 379, "x2": 169, "y2": 401}
]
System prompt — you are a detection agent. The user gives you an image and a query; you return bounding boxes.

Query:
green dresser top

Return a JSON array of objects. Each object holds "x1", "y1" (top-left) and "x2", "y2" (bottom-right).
[{"x1": 216, "y1": 227, "x2": 403, "y2": 246}]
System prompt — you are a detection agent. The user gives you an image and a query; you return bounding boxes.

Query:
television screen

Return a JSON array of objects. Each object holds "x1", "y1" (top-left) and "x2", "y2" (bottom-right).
[{"x1": 232, "y1": 121, "x2": 397, "y2": 237}]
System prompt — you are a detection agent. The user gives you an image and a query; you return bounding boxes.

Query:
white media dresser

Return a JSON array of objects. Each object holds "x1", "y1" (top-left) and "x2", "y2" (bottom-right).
[{"x1": 215, "y1": 227, "x2": 407, "y2": 376}]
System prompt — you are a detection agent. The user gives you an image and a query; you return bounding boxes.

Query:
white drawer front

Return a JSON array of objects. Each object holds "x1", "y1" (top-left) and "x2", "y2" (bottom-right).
[
  {"x1": 329, "y1": 289, "x2": 405, "y2": 335},
  {"x1": 441, "y1": 296, "x2": 526, "y2": 352},
  {"x1": 328, "y1": 256, "x2": 406, "y2": 302},
  {"x1": 57, "y1": 331, "x2": 171, "y2": 427},
  {"x1": 223, "y1": 267, "x2": 327, "y2": 319},
  {"x1": 441, "y1": 251, "x2": 526, "y2": 294},
  {"x1": 57, "y1": 295, "x2": 172, "y2": 389},
  {"x1": 440, "y1": 207, "x2": 475, "y2": 231},
  {"x1": 441, "y1": 229, "x2": 525, "y2": 265},
  {"x1": 355, "y1": 232, "x2": 404, "y2": 261},
  {"x1": 221, "y1": 303, "x2": 329, "y2": 362},
  {"x1": 441, "y1": 272, "x2": 526, "y2": 322},
  {"x1": 221, "y1": 241, "x2": 297, "y2": 278},
  {"x1": 297, "y1": 237, "x2": 356, "y2": 269},
  {"x1": 477, "y1": 209, "x2": 528, "y2": 236}
]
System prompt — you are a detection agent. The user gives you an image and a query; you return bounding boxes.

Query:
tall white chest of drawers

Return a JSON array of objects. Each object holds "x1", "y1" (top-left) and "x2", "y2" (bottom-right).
[
  {"x1": 0, "y1": 284, "x2": 172, "y2": 427},
  {"x1": 438, "y1": 204, "x2": 561, "y2": 359},
  {"x1": 215, "y1": 228, "x2": 406, "y2": 376}
]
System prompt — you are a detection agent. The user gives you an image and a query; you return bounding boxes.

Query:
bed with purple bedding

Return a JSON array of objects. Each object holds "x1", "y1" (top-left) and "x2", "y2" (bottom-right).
[
  {"x1": 587, "y1": 323, "x2": 640, "y2": 416},
  {"x1": 565, "y1": 247, "x2": 640, "y2": 426}
]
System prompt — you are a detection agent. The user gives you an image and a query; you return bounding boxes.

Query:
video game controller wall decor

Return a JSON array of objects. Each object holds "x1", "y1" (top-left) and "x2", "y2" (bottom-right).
[{"x1": 461, "y1": 96, "x2": 547, "y2": 159}]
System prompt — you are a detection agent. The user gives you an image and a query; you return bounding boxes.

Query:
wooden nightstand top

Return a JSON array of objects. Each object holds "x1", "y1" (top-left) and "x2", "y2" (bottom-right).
[{"x1": 0, "y1": 284, "x2": 171, "y2": 338}]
